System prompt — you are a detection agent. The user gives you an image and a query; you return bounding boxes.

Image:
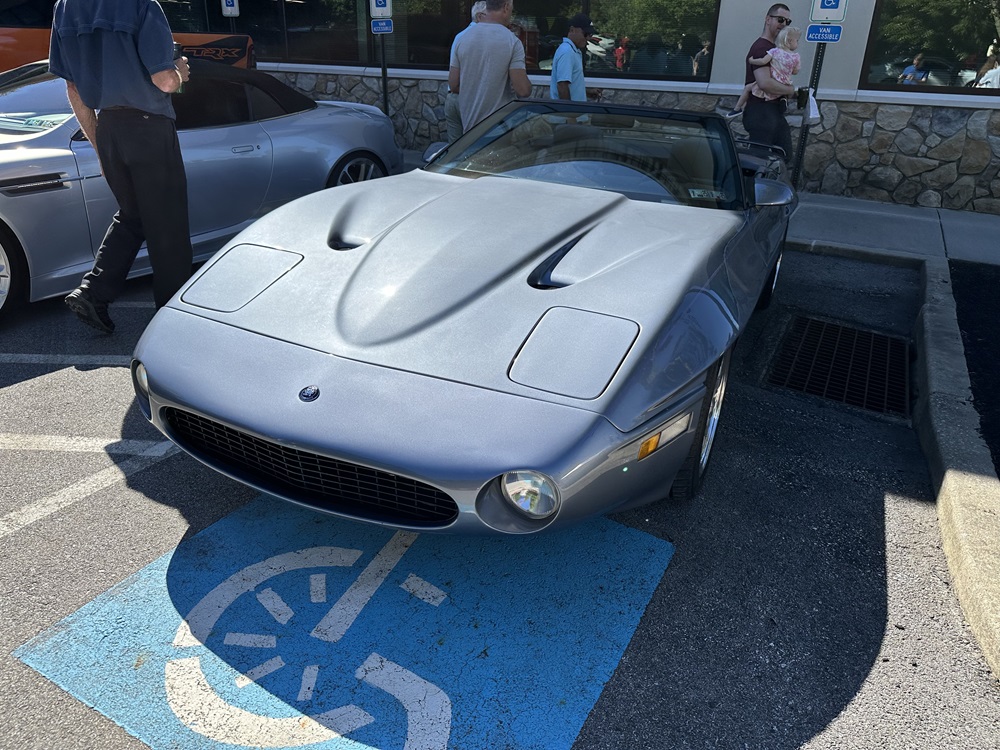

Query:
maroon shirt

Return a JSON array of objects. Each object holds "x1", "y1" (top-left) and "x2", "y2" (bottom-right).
[{"x1": 745, "y1": 36, "x2": 774, "y2": 86}]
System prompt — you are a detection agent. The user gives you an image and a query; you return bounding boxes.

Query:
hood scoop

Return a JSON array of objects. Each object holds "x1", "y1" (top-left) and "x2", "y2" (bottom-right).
[{"x1": 335, "y1": 177, "x2": 624, "y2": 346}]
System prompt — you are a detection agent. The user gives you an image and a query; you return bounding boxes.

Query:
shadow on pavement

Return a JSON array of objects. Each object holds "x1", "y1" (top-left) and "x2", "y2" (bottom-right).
[{"x1": 949, "y1": 259, "x2": 1000, "y2": 477}]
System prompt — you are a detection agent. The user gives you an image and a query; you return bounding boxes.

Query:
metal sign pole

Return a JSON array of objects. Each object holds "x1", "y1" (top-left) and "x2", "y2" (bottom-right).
[
  {"x1": 791, "y1": 41, "x2": 825, "y2": 189},
  {"x1": 380, "y1": 34, "x2": 389, "y2": 115}
]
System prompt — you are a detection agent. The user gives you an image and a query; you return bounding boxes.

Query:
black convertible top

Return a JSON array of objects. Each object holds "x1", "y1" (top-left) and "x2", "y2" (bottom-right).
[
  {"x1": 0, "y1": 59, "x2": 316, "y2": 116},
  {"x1": 186, "y1": 58, "x2": 316, "y2": 114}
]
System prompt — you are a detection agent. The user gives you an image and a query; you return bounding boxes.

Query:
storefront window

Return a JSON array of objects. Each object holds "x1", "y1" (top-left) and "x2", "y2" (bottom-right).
[
  {"x1": 285, "y1": 0, "x2": 365, "y2": 64},
  {"x1": 862, "y1": 0, "x2": 1000, "y2": 91},
  {"x1": 585, "y1": 0, "x2": 718, "y2": 80},
  {"x1": 159, "y1": 0, "x2": 721, "y2": 75}
]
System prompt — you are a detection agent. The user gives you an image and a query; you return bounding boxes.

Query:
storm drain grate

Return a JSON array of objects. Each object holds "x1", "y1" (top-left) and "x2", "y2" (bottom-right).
[{"x1": 768, "y1": 316, "x2": 910, "y2": 417}]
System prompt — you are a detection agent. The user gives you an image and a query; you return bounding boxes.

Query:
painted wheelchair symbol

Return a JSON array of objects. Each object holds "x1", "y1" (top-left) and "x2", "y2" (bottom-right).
[{"x1": 165, "y1": 531, "x2": 451, "y2": 748}]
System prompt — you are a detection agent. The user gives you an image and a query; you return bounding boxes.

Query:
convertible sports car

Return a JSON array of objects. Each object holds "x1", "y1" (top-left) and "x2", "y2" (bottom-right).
[
  {"x1": 0, "y1": 59, "x2": 401, "y2": 318},
  {"x1": 132, "y1": 99, "x2": 795, "y2": 534}
]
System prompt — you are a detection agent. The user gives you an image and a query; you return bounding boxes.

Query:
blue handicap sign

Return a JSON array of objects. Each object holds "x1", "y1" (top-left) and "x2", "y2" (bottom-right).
[
  {"x1": 224, "y1": 0, "x2": 234, "y2": 5},
  {"x1": 821, "y1": 0, "x2": 840, "y2": 8},
  {"x1": 806, "y1": 24, "x2": 843, "y2": 43},
  {"x1": 375, "y1": 0, "x2": 387, "y2": 6},
  {"x1": 16, "y1": 496, "x2": 672, "y2": 749}
]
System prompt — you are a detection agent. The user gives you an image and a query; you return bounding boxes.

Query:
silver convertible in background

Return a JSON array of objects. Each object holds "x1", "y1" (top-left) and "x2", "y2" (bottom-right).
[
  {"x1": 0, "y1": 59, "x2": 401, "y2": 318},
  {"x1": 133, "y1": 100, "x2": 795, "y2": 534}
]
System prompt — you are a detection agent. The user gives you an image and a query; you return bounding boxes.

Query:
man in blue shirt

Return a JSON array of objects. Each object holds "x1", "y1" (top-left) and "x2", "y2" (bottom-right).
[
  {"x1": 550, "y1": 13, "x2": 596, "y2": 101},
  {"x1": 898, "y1": 53, "x2": 929, "y2": 84},
  {"x1": 49, "y1": 0, "x2": 192, "y2": 334}
]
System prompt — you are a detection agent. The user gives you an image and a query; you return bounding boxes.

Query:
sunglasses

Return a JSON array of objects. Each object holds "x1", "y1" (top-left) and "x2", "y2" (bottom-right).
[{"x1": 770, "y1": 15, "x2": 792, "y2": 25}]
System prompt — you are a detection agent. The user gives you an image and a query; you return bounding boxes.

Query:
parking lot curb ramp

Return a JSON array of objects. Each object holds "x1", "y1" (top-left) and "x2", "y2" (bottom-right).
[{"x1": 788, "y1": 195, "x2": 1000, "y2": 681}]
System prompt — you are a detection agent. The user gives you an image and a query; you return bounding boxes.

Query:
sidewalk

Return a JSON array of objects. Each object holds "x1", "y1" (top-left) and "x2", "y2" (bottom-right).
[{"x1": 789, "y1": 193, "x2": 1000, "y2": 680}]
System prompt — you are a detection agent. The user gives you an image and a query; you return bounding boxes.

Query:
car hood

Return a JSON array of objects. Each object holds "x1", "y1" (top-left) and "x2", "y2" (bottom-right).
[{"x1": 175, "y1": 170, "x2": 744, "y2": 425}]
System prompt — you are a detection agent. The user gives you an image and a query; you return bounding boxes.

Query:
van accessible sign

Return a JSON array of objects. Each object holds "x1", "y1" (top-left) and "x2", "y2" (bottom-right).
[{"x1": 806, "y1": 24, "x2": 843, "y2": 43}]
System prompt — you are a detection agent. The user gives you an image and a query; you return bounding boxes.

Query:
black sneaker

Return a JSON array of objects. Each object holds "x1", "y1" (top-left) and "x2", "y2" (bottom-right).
[
  {"x1": 724, "y1": 108, "x2": 743, "y2": 119},
  {"x1": 65, "y1": 288, "x2": 114, "y2": 334}
]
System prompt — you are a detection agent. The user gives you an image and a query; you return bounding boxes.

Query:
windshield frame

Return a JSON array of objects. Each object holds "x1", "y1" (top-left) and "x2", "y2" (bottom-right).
[{"x1": 425, "y1": 99, "x2": 745, "y2": 211}]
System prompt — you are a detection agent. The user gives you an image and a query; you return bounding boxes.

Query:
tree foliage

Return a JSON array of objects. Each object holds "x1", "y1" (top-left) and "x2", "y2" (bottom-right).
[{"x1": 874, "y1": 0, "x2": 1000, "y2": 62}]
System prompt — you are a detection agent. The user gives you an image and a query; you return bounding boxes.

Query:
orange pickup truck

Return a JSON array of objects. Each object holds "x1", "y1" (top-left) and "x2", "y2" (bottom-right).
[{"x1": 0, "y1": 30, "x2": 254, "y2": 74}]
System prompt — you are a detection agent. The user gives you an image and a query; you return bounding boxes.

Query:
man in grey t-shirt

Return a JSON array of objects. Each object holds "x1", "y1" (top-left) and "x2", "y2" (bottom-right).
[
  {"x1": 445, "y1": 1, "x2": 486, "y2": 141},
  {"x1": 449, "y1": 0, "x2": 531, "y2": 133}
]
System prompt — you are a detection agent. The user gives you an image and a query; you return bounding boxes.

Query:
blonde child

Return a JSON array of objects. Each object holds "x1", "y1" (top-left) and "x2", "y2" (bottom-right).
[{"x1": 727, "y1": 26, "x2": 801, "y2": 117}]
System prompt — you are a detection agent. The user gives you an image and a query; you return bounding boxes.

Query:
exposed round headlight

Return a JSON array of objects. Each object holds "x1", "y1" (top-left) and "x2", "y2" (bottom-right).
[
  {"x1": 134, "y1": 362, "x2": 149, "y2": 396},
  {"x1": 501, "y1": 471, "x2": 559, "y2": 519}
]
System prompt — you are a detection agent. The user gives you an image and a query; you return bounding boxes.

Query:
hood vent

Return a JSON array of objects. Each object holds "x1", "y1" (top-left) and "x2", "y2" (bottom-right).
[
  {"x1": 528, "y1": 233, "x2": 587, "y2": 289},
  {"x1": 329, "y1": 234, "x2": 365, "y2": 251}
]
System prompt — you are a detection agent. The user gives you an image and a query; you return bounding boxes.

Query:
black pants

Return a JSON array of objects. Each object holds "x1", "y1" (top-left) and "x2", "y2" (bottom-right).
[
  {"x1": 742, "y1": 97, "x2": 791, "y2": 162},
  {"x1": 83, "y1": 108, "x2": 193, "y2": 309}
]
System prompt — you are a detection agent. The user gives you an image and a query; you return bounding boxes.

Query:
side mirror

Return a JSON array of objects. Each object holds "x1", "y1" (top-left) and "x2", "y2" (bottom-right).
[
  {"x1": 422, "y1": 142, "x2": 447, "y2": 163},
  {"x1": 754, "y1": 178, "x2": 795, "y2": 207}
]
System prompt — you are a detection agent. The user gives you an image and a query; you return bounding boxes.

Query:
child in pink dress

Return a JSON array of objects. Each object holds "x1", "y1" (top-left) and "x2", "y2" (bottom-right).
[{"x1": 728, "y1": 26, "x2": 801, "y2": 116}]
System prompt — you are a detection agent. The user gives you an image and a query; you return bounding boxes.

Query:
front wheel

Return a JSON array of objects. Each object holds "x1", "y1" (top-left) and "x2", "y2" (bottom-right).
[
  {"x1": 326, "y1": 152, "x2": 387, "y2": 188},
  {"x1": 0, "y1": 226, "x2": 28, "y2": 318},
  {"x1": 669, "y1": 348, "x2": 732, "y2": 501}
]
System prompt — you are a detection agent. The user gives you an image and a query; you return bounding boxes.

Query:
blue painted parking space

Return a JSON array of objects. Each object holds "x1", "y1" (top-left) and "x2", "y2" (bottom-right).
[{"x1": 16, "y1": 496, "x2": 672, "y2": 749}]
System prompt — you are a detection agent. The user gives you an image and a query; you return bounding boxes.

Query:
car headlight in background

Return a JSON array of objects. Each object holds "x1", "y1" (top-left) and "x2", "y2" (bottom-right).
[
  {"x1": 134, "y1": 362, "x2": 149, "y2": 397},
  {"x1": 131, "y1": 360, "x2": 152, "y2": 419},
  {"x1": 501, "y1": 471, "x2": 559, "y2": 519}
]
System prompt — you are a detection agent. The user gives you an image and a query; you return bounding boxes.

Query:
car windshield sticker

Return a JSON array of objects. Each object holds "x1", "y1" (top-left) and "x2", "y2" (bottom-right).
[
  {"x1": 16, "y1": 495, "x2": 672, "y2": 749},
  {"x1": 688, "y1": 188, "x2": 727, "y2": 200}
]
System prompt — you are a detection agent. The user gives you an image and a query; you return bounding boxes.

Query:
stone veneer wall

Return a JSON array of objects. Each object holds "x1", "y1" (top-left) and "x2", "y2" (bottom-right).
[{"x1": 268, "y1": 70, "x2": 1000, "y2": 215}]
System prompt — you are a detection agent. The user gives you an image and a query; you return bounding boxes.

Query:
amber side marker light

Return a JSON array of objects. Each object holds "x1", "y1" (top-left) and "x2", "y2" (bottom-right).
[{"x1": 637, "y1": 413, "x2": 692, "y2": 460}]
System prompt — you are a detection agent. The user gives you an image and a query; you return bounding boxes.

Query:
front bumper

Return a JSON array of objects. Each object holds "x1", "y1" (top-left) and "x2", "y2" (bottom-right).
[{"x1": 133, "y1": 308, "x2": 700, "y2": 534}]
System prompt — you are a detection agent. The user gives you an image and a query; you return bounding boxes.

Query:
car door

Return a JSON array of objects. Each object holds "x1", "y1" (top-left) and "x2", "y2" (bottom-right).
[
  {"x1": 72, "y1": 75, "x2": 274, "y2": 269},
  {"x1": 172, "y1": 75, "x2": 273, "y2": 248}
]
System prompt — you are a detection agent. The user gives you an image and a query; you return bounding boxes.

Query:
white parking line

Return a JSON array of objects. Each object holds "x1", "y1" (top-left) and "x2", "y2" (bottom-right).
[
  {"x1": 0, "y1": 440, "x2": 180, "y2": 540},
  {"x1": 0, "y1": 353, "x2": 130, "y2": 367},
  {"x1": 0, "y1": 433, "x2": 172, "y2": 455}
]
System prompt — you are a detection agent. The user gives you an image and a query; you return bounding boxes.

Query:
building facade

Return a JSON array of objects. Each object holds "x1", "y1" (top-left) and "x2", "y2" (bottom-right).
[{"x1": 5, "y1": 0, "x2": 998, "y2": 212}]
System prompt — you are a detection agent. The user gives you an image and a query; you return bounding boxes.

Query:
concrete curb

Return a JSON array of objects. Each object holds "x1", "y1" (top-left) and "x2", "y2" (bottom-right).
[{"x1": 789, "y1": 239, "x2": 1000, "y2": 680}]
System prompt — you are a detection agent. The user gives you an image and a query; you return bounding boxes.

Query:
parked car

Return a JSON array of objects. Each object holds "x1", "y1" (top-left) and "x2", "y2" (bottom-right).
[
  {"x1": 132, "y1": 99, "x2": 795, "y2": 535},
  {"x1": 868, "y1": 55, "x2": 977, "y2": 87},
  {"x1": 0, "y1": 59, "x2": 401, "y2": 318}
]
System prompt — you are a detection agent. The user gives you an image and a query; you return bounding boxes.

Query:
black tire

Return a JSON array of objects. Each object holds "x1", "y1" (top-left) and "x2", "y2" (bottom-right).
[
  {"x1": 326, "y1": 151, "x2": 387, "y2": 188},
  {"x1": 0, "y1": 223, "x2": 28, "y2": 319},
  {"x1": 756, "y1": 251, "x2": 783, "y2": 311},
  {"x1": 669, "y1": 348, "x2": 732, "y2": 501}
]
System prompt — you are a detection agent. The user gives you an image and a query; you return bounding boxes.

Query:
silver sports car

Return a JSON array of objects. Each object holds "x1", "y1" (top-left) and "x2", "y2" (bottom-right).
[
  {"x1": 133, "y1": 100, "x2": 795, "y2": 534},
  {"x1": 0, "y1": 60, "x2": 401, "y2": 317}
]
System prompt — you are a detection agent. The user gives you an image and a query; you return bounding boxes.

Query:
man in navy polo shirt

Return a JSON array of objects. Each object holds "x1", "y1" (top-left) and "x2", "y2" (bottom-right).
[
  {"x1": 49, "y1": 0, "x2": 193, "y2": 334},
  {"x1": 550, "y1": 13, "x2": 596, "y2": 101}
]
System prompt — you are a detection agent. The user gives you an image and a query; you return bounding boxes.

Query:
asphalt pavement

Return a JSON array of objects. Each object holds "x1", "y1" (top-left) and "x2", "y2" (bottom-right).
[{"x1": 787, "y1": 192, "x2": 1000, "y2": 680}]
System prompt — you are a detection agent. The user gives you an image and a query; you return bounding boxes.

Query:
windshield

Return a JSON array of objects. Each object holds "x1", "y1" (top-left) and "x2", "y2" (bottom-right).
[
  {"x1": 426, "y1": 101, "x2": 742, "y2": 210},
  {"x1": 0, "y1": 68, "x2": 74, "y2": 136}
]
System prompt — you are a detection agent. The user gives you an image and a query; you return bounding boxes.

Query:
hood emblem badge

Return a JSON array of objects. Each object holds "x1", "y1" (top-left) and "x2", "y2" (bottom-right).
[{"x1": 298, "y1": 385, "x2": 320, "y2": 402}]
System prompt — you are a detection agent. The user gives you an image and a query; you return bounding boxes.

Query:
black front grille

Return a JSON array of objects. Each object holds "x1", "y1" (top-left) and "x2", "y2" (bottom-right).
[{"x1": 164, "y1": 408, "x2": 458, "y2": 526}]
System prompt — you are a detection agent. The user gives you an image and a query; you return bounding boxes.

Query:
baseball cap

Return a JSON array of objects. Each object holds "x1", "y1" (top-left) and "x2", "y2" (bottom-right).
[{"x1": 568, "y1": 13, "x2": 597, "y2": 35}]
